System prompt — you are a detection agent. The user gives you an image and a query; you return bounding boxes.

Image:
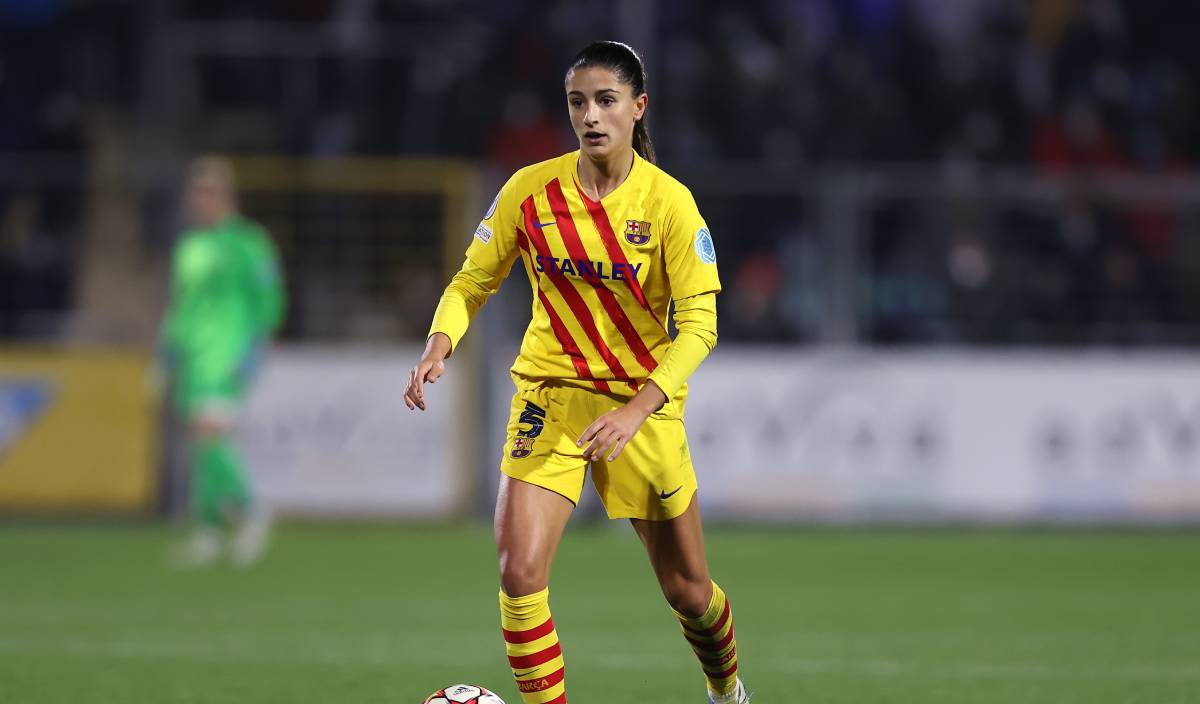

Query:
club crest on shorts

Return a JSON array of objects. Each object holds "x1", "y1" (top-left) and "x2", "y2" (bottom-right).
[
  {"x1": 625, "y1": 219, "x2": 652, "y2": 245},
  {"x1": 511, "y1": 436, "x2": 535, "y2": 459}
]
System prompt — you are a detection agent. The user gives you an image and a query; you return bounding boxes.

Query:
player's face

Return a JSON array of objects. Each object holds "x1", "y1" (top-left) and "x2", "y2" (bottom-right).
[
  {"x1": 565, "y1": 67, "x2": 647, "y2": 161},
  {"x1": 186, "y1": 177, "x2": 231, "y2": 228}
]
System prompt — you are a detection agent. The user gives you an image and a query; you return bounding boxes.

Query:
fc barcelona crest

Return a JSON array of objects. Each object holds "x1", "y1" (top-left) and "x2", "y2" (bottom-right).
[
  {"x1": 625, "y1": 220, "x2": 652, "y2": 245},
  {"x1": 511, "y1": 436, "x2": 535, "y2": 459}
]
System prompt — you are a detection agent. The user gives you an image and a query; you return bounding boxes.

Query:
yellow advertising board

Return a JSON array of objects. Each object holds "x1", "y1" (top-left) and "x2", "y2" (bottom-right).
[{"x1": 0, "y1": 349, "x2": 157, "y2": 512}]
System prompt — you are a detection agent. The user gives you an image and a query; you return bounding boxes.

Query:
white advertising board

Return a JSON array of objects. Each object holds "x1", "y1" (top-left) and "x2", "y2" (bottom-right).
[
  {"x1": 239, "y1": 347, "x2": 1200, "y2": 522},
  {"x1": 235, "y1": 347, "x2": 462, "y2": 517},
  {"x1": 683, "y1": 351, "x2": 1200, "y2": 522}
]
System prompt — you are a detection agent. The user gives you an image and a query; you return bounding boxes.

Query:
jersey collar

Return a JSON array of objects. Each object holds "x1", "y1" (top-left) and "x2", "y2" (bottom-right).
[{"x1": 570, "y1": 149, "x2": 642, "y2": 205}]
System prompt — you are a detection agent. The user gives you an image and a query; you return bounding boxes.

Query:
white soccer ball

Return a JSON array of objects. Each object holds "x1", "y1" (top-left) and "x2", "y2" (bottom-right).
[{"x1": 423, "y1": 684, "x2": 506, "y2": 704}]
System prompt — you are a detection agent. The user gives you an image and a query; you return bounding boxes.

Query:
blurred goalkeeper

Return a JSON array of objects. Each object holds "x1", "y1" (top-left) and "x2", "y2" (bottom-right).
[{"x1": 155, "y1": 157, "x2": 286, "y2": 568}]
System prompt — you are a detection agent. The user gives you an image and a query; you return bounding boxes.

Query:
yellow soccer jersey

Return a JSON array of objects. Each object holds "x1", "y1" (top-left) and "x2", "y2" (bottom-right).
[{"x1": 468, "y1": 150, "x2": 721, "y2": 396}]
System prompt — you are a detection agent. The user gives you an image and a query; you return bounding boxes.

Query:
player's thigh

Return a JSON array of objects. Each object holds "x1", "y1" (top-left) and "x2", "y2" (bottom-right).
[
  {"x1": 494, "y1": 385, "x2": 587, "y2": 589},
  {"x1": 493, "y1": 474, "x2": 575, "y2": 584}
]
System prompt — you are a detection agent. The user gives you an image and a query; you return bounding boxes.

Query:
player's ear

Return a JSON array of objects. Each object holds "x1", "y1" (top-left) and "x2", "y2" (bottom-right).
[{"x1": 633, "y1": 92, "x2": 648, "y2": 121}]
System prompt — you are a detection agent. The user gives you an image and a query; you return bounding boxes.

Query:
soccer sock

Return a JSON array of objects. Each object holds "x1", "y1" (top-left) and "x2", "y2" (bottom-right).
[
  {"x1": 192, "y1": 437, "x2": 251, "y2": 527},
  {"x1": 674, "y1": 580, "x2": 739, "y2": 695},
  {"x1": 499, "y1": 587, "x2": 567, "y2": 704}
]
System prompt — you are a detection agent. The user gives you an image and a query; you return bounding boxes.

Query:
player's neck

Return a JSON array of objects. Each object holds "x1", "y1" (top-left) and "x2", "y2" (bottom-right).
[
  {"x1": 197, "y1": 208, "x2": 236, "y2": 229},
  {"x1": 576, "y1": 148, "x2": 635, "y2": 201}
]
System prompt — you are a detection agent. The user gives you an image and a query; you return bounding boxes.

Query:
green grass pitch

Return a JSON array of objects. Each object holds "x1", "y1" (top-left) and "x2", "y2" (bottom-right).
[{"x1": 1, "y1": 523, "x2": 1197, "y2": 703}]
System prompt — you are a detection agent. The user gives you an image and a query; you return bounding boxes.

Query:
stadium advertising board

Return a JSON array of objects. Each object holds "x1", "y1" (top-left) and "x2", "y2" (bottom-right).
[
  {"x1": 683, "y1": 351, "x2": 1200, "y2": 522},
  {"x1": 0, "y1": 350, "x2": 157, "y2": 512},
  {"x1": 236, "y1": 347, "x2": 462, "y2": 517}
]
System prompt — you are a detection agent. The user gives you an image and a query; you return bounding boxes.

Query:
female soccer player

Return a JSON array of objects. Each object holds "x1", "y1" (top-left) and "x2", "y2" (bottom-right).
[{"x1": 406, "y1": 42, "x2": 749, "y2": 704}]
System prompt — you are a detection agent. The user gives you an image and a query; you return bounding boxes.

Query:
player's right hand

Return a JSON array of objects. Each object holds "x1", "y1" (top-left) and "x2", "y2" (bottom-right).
[{"x1": 404, "y1": 357, "x2": 445, "y2": 411}]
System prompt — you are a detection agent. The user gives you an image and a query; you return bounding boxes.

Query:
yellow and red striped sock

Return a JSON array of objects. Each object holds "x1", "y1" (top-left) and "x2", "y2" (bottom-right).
[
  {"x1": 499, "y1": 587, "x2": 566, "y2": 704},
  {"x1": 673, "y1": 580, "x2": 739, "y2": 694}
]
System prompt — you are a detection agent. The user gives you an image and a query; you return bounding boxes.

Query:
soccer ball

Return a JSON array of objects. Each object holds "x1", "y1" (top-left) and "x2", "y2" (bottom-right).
[{"x1": 423, "y1": 684, "x2": 506, "y2": 704}]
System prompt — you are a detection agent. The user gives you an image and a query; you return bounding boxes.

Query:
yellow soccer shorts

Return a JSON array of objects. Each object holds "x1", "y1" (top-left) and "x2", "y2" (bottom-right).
[{"x1": 499, "y1": 379, "x2": 698, "y2": 520}]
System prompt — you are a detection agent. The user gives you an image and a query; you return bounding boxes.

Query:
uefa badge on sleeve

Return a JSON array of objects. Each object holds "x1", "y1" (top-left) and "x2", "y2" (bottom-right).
[
  {"x1": 694, "y1": 227, "x2": 717, "y2": 264},
  {"x1": 511, "y1": 437, "x2": 535, "y2": 459}
]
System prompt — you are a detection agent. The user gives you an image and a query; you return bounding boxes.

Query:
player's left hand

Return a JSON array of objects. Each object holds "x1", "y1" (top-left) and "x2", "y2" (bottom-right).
[{"x1": 577, "y1": 403, "x2": 653, "y2": 462}]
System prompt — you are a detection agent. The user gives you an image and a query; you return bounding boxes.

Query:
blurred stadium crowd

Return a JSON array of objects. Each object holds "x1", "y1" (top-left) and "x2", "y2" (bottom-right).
[{"x1": 2, "y1": 0, "x2": 1199, "y2": 345}]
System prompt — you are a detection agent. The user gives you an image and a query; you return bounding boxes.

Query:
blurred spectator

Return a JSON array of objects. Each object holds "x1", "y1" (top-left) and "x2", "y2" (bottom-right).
[
  {"x1": 4, "y1": 0, "x2": 1200, "y2": 346},
  {"x1": 0, "y1": 193, "x2": 72, "y2": 337},
  {"x1": 486, "y1": 91, "x2": 571, "y2": 168},
  {"x1": 725, "y1": 252, "x2": 784, "y2": 341}
]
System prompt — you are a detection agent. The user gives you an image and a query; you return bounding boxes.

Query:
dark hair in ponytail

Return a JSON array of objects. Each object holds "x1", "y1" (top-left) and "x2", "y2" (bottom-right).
[{"x1": 567, "y1": 41, "x2": 656, "y2": 164}]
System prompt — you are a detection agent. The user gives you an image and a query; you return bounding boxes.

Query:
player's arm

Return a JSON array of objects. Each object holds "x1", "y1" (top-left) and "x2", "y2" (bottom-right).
[
  {"x1": 147, "y1": 252, "x2": 179, "y2": 397},
  {"x1": 158, "y1": 238, "x2": 186, "y2": 351},
  {"x1": 253, "y1": 230, "x2": 286, "y2": 338},
  {"x1": 577, "y1": 294, "x2": 717, "y2": 461},
  {"x1": 405, "y1": 179, "x2": 520, "y2": 412},
  {"x1": 647, "y1": 293, "x2": 717, "y2": 397},
  {"x1": 153, "y1": 237, "x2": 194, "y2": 377},
  {"x1": 427, "y1": 257, "x2": 508, "y2": 358},
  {"x1": 643, "y1": 184, "x2": 721, "y2": 400},
  {"x1": 405, "y1": 259, "x2": 507, "y2": 411}
]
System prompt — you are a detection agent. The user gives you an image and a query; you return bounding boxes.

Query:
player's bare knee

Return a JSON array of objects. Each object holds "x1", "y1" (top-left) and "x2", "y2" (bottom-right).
[
  {"x1": 662, "y1": 574, "x2": 711, "y2": 618},
  {"x1": 497, "y1": 553, "x2": 548, "y2": 597}
]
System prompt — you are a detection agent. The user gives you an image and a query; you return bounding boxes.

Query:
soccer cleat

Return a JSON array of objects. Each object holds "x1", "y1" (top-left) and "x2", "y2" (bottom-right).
[
  {"x1": 230, "y1": 503, "x2": 273, "y2": 568},
  {"x1": 707, "y1": 677, "x2": 751, "y2": 704},
  {"x1": 171, "y1": 527, "x2": 222, "y2": 569}
]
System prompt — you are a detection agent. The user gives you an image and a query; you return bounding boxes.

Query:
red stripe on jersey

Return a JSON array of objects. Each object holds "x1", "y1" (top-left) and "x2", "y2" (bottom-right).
[
  {"x1": 521, "y1": 196, "x2": 635, "y2": 387},
  {"x1": 515, "y1": 666, "x2": 566, "y2": 693},
  {"x1": 540, "y1": 290, "x2": 612, "y2": 393},
  {"x1": 573, "y1": 181, "x2": 664, "y2": 330},
  {"x1": 503, "y1": 617, "x2": 555, "y2": 644},
  {"x1": 507, "y1": 641, "x2": 562, "y2": 670},
  {"x1": 546, "y1": 179, "x2": 658, "y2": 375},
  {"x1": 518, "y1": 229, "x2": 611, "y2": 393}
]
